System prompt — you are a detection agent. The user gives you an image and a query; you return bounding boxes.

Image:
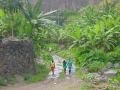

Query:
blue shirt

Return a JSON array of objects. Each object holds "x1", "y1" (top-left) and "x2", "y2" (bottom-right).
[{"x1": 67, "y1": 59, "x2": 72, "y2": 68}]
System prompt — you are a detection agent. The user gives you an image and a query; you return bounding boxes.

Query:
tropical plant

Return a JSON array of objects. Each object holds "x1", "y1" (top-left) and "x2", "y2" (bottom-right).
[
  {"x1": 107, "y1": 46, "x2": 120, "y2": 63},
  {"x1": 87, "y1": 61, "x2": 105, "y2": 72},
  {"x1": 62, "y1": 0, "x2": 120, "y2": 68},
  {"x1": 0, "y1": 0, "x2": 23, "y2": 38}
]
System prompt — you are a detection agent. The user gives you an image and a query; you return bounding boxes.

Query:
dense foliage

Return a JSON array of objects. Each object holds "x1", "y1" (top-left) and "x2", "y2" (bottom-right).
[
  {"x1": 0, "y1": 0, "x2": 119, "y2": 70},
  {"x1": 61, "y1": 1, "x2": 120, "y2": 71}
]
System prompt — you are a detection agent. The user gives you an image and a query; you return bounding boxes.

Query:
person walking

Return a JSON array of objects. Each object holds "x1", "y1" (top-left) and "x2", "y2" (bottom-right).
[
  {"x1": 63, "y1": 60, "x2": 67, "y2": 75},
  {"x1": 50, "y1": 60, "x2": 55, "y2": 76},
  {"x1": 67, "y1": 58, "x2": 73, "y2": 75}
]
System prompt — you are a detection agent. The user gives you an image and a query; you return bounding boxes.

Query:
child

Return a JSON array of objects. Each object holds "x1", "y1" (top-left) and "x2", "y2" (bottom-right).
[
  {"x1": 50, "y1": 60, "x2": 55, "y2": 76},
  {"x1": 67, "y1": 58, "x2": 72, "y2": 75},
  {"x1": 63, "y1": 60, "x2": 67, "y2": 75}
]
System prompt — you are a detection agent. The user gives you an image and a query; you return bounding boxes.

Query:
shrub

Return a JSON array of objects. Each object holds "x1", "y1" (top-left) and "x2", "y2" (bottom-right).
[
  {"x1": 0, "y1": 77, "x2": 7, "y2": 86},
  {"x1": 87, "y1": 61, "x2": 105, "y2": 72},
  {"x1": 75, "y1": 49, "x2": 107, "y2": 67},
  {"x1": 24, "y1": 64, "x2": 49, "y2": 83},
  {"x1": 0, "y1": 76, "x2": 16, "y2": 86},
  {"x1": 107, "y1": 46, "x2": 120, "y2": 63},
  {"x1": 42, "y1": 52, "x2": 53, "y2": 63},
  {"x1": 109, "y1": 69, "x2": 120, "y2": 84}
]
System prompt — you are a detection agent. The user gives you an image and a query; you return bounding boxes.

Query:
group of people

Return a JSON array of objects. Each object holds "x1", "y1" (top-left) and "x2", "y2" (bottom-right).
[{"x1": 50, "y1": 58, "x2": 73, "y2": 76}]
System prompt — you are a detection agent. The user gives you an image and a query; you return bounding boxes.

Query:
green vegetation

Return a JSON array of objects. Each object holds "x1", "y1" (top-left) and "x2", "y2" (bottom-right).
[
  {"x1": 0, "y1": 77, "x2": 7, "y2": 86},
  {"x1": 78, "y1": 83, "x2": 94, "y2": 90},
  {"x1": 24, "y1": 64, "x2": 49, "y2": 83},
  {"x1": 88, "y1": 61, "x2": 105, "y2": 72},
  {"x1": 76, "y1": 68, "x2": 87, "y2": 81},
  {"x1": 59, "y1": 1, "x2": 120, "y2": 89},
  {"x1": 0, "y1": 0, "x2": 120, "y2": 88},
  {"x1": 0, "y1": 64, "x2": 49, "y2": 85},
  {"x1": 0, "y1": 76, "x2": 16, "y2": 86},
  {"x1": 60, "y1": 0, "x2": 120, "y2": 72},
  {"x1": 109, "y1": 69, "x2": 120, "y2": 84}
]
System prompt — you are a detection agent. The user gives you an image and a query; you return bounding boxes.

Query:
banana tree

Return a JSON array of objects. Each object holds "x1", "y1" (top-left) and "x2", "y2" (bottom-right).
[
  {"x1": 0, "y1": 0, "x2": 57, "y2": 39},
  {"x1": 0, "y1": 0, "x2": 23, "y2": 38}
]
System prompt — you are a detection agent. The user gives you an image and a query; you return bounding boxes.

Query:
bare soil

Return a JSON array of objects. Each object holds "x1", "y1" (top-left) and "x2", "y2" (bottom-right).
[{"x1": 1, "y1": 76, "x2": 82, "y2": 90}]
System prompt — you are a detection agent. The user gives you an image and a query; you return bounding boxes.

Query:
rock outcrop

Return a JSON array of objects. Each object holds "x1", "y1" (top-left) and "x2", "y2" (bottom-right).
[
  {"x1": 104, "y1": 70, "x2": 117, "y2": 77},
  {"x1": 0, "y1": 39, "x2": 36, "y2": 77}
]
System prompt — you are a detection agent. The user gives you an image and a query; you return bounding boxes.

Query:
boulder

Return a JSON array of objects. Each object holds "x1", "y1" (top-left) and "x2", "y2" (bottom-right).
[
  {"x1": 104, "y1": 70, "x2": 117, "y2": 77},
  {"x1": 87, "y1": 73, "x2": 97, "y2": 80},
  {"x1": 95, "y1": 75, "x2": 108, "y2": 83},
  {"x1": 89, "y1": 72, "x2": 108, "y2": 83},
  {"x1": 101, "y1": 67, "x2": 108, "y2": 73},
  {"x1": 114, "y1": 63, "x2": 120, "y2": 68}
]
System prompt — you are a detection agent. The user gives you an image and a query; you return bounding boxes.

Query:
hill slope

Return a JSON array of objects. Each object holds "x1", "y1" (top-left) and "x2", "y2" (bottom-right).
[{"x1": 29, "y1": 0, "x2": 100, "y2": 12}]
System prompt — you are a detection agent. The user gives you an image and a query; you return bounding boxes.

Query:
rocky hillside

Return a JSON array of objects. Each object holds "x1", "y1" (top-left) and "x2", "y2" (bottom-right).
[{"x1": 30, "y1": 0, "x2": 101, "y2": 12}]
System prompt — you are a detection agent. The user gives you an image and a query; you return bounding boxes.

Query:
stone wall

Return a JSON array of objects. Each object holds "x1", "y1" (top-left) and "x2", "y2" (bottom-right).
[{"x1": 0, "y1": 39, "x2": 36, "y2": 77}]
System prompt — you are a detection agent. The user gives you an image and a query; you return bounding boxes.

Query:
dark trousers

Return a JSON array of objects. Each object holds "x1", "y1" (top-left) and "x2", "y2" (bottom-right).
[{"x1": 68, "y1": 67, "x2": 72, "y2": 74}]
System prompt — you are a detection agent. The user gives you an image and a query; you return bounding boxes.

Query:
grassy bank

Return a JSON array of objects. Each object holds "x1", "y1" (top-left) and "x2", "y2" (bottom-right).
[
  {"x1": 24, "y1": 64, "x2": 49, "y2": 83},
  {"x1": 0, "y1": 64, "x2": 49, "y2": 86},
  {"x1": 0, "y1": 76, "x2": 16, "y2": 86}
]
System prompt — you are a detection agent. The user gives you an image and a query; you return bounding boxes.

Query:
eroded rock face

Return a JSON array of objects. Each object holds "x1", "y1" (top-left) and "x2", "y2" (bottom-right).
[{"x1": 0, "y1": 39, "x2": 36, "y2": 77}]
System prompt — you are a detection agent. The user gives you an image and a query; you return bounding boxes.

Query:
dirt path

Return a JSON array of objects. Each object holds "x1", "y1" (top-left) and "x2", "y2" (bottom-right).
[
  {"x1": 1, "y1": 55, "x2": 82, "y2": 90},
  {"x1": 48, "y1": 55, "x2": 76, "y2": 79},
  {"x1": 1, "y1": 76, "x2": 82, "y2": 90}
]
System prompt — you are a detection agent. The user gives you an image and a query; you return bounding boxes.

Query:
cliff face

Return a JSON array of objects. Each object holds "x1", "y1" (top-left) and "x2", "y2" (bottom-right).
[
  {"x1": 42, "y1": 0, "x2": 100, "y2": 12},
  {"x1": 29, "y1": 0, "x2": 100, "y2": 12}
]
